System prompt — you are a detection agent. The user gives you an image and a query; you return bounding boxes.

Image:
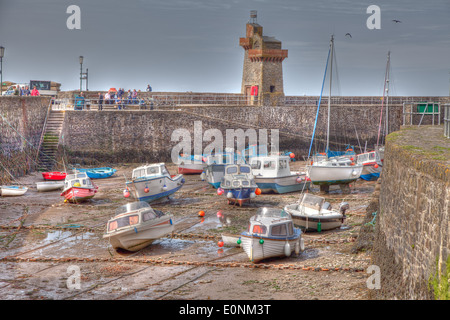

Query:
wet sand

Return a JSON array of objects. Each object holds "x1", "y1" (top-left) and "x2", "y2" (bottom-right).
[{"x1": 0, "y1": 162, "x2": 374, "y2": 300}]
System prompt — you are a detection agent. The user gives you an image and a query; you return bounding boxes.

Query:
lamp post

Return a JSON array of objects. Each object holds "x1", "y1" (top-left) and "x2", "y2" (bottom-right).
[{"x1": 0, "y1": 46, "x2": 4, "y2": 96}]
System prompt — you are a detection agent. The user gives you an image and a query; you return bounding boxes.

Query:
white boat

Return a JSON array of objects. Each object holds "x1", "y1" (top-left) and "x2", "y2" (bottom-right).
[
  {"x1": 177, "y1": 154, "x2": 206, "y2": 174},
  {"x1": 240, "y1": 207, "x2": 304, "y2": 263},
  {"x1": 284, "y1": 193, "x2": 349, "y2": 231},
  {"x1": 125, "y1": 163, "x2": 185, "y2": 203},
  {"x1": 249, "y1": 154, "x2": 310, "y2": 194},
  {"x1": 201, "y1": 149, "x2": 244, "y2": 188},
  {"x1": 307, "y1": 156, "x2": 363, "y2": 187},
  {"x1": 103, "y1": 201, "x2": 174, "y2": 252},
  {"x1": 356, "y1": 150, "x2": 382, "y2": 181},
  {"x1": 0, "y1": 185, "x2": 28, "y2": 196},
  {"x1": 36, "y1": 181, "x2": 65, "y2": 192}
]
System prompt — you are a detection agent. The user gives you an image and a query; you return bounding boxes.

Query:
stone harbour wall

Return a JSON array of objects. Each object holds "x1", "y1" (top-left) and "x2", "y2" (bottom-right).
[
  {"x1": 0, "y1": 96, "x2": 51, "y2": 183},
  {"x1": 370, "y1": 126, "x2": 449, "y2": 299}
]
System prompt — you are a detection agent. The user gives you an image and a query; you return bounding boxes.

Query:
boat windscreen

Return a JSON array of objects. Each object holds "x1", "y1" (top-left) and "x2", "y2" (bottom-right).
[
  {"x1": 115, "y1": 201, "x2": 151, "y2": 215},
  {"x1": 108, "y1": 214, "x2": 139, "y2": 231},
  {"x1": 256, "y1": 207, "x2": 289, "y2": 218},
  {"x1": 239, "y1": 165, "x2": 251, "y2": 173},
  {"x1": 301, "y1": 193, "x2": 324, "y2": 209}
]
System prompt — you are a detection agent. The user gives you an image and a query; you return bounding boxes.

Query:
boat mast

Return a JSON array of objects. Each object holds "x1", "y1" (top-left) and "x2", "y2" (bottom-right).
[
  {"x1": 385, "y1": 51, "x2": 391, "y2": 136},
  {"x1": 377, "y1": 51, "x2": 390, "y2": 148},
  {"x1": 326, "y1": 35, "x2": 334, "y2": 156}
]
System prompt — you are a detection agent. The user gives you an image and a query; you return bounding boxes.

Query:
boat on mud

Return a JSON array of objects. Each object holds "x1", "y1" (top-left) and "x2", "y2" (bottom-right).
[
  {"x1": 240, "y1": 207, "x2": 304, "y2": 263},
  {"x1": 218, "y1": 164, "x2": 258, "y2": 206},
  {"x1": 125, "y1": 163, "x2": 185, "y2": 203},
  {"x1": 177, "y1": 154, "x2": 206, "y2": 174},
  {"x1": 76, "y1": 167, "x2": 117, "y2": 179},
  {"x1": 0, "y1": 185, "x2": 28, "y2": 196},
  {"x1": 103, "y1": 201, "x2": 174, "y2": 252},
  {"x1": 284, "y1": 193, "x2": 349, "y2": 231},
  {"x1": 36, "y1": 181, "x2": 65, "y2": 192},
  {"x1": 356, "y1": 150, "x2": 383, "y2": 181},
  {"x1": 201, "y1": 149, "x2": 245, "y2": 189},
  {"x1": 42, "y1": 171, "x2": 67, "y2": 181},
  {"x1": 249, "y1": 154, "x2": 310, "y2": 194},
  {"x1": 60, "y1": 172, "x2": 98, "y2": 203}
]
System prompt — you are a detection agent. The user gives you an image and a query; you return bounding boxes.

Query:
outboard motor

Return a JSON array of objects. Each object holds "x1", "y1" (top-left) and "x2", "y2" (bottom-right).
[
  {"x1": 339, "y1": 202, "x2": 350, "y2": 215},
  {"x1": 323, "y1": 202, "x2": 332, "y2": 210}
]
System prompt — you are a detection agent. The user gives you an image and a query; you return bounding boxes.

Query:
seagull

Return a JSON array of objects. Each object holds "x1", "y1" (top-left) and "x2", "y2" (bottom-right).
[
  {"x1": 392, "y1": 19, "x2": 402, "y2": 23},
  {"x1": 345, "y1": 33, "x2": 352, "y2": 38}
]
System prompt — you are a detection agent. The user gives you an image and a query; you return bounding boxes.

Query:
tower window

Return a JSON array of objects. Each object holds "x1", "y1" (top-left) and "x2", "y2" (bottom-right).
[{"x1": 270, "y1": 85, "x2": 275, "y2": 93}]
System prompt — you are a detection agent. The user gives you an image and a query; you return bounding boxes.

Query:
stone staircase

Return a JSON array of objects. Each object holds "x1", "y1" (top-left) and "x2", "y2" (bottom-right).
[{"x1": 37, "y1": 110, "x2": 65, "y2": 171}]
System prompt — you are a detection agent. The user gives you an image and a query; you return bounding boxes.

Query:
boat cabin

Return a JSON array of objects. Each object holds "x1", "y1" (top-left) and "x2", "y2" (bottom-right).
[
  {"x1": 64, "y1": 172, "x2": 94, "y2": 190},
  {"x1": 107, "y1": 201, "x2": 164, "y2": 233},
  {"x1": 299, "y1": 193, "x2": 332, "y2": 214},
  {"x1": 248, "y1": 208, "x2": 295, "y2": 238},
  {"x1": 221, "y1": 164, "x2": 256, "y2": 188},
  {"x1": 356, "y1": 150, "x2": 381, "y2": 165},
  {"x1": 249, "y1": 155, "x2": 291, "y2": 178},
  {"x1": 132, "y1": 163, "x2": 170, "y2": 180}
]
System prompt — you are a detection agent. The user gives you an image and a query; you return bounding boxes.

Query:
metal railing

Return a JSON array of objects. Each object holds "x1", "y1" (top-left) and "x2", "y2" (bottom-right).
[
  {"x1": 402, "y1": 102, "x2": 441, "y2": 127},
  {"x1": 444, "y1": 104, "x2": 450, "y2": 138}
]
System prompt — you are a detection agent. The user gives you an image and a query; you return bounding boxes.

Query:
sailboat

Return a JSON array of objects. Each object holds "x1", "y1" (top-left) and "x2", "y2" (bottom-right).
[
  {"x1": 306, "y1": 35, "x2": 363, "y2": 192},
  {"x1": 357, "y1": 51, "x2": 390, "y2": 180}
]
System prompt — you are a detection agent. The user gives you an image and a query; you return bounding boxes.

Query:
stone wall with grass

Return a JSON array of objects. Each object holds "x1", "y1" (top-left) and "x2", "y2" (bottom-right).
[
  {"x1": 370, "y1": 125, "x2": 449, "y2": 299},
  {"x1": 0, "y1": 97, "x2": 51, "y2": 184}
]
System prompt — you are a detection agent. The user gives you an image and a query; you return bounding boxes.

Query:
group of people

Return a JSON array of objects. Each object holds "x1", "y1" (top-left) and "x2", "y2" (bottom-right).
[
  {"x1": 8, "y1": 85, "x2": 40, "y2": 96},
  {"x1": 95, "y1": 85, "x2": 153, "y2": 111}
]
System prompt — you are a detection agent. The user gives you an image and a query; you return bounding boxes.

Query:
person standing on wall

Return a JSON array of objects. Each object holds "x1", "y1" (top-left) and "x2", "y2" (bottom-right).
[
  {"x1": 146, "y1": 84, "x2": 152, "y2": 92},
  {"x1": 98, "y1": 92, "x2": 104, "y2": 111},
  {"x1": 31, "y1": 86, "x2": 40, "y2": 96}
]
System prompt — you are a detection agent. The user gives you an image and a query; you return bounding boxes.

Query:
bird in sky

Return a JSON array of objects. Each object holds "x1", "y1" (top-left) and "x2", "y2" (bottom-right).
[
  {"x1": 392, "y1": 19, "x2": 402, "y2": 23},
  {"x1": 345, "y1": 33, "x2": 352, "y2": 38}
]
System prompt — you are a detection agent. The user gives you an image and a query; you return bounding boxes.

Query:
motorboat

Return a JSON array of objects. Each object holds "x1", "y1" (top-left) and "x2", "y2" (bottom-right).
[
  {"x1": 76, "y1": 167, "x2": 117, "y2": 179},
  {"x1": 36, "y1": 181, "x2": 64, "y2": 192},
  {"x1": 177, "y1": 154, "x2": 206, "y2": 174},
  {"x1": 219, "y1": 164, "x2": 258, "y2": 206},
  {"x1": 249, "y1": 154, "x2": 310, "y2": 194},
  {"x1": 125, "y1": 163, "x2": 184, "y2": 203},
  {"x1": 103, "y1": 201, "x2": 174, "y2": 252},
  {"x1": 201, "y1": 149, "x2": 245, "y2": 188},
  {"x1": 307, "y1": 156, "x2": 363, "y2": 187},
  {"x1": 284, "y1": 193, "x2": 349, "y2": 231},
  {"x1": 60, "y1": 172, "x2": 98, "y2": 203},
  {"x1": 0, "y1": 185, "x2": 28, "y2": 196},
  {"x1": 240, "y1": 207, "x2": 304, "y2": 263},
  {"x1": 42, "y1": 171, "x2": 67, "y2": 181},
  {"x1": 356, "y1": 150, "x2": 382, "y2": 181}
]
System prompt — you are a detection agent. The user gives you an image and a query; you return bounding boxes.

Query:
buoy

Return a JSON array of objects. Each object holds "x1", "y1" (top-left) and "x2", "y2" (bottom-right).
[
  {"x1": 374, "y1": 164, "x2": 379, "y2": 168},
  {"x1": 144, "y1": 187, "x2": 149, "y2": 193},
  {"x1": 289, "y1": 153, "x2": 295, "y2": 159},
  {"x1": 237, "y1": 238, "x2": 242, "y2": 245},
  {"x1": 284, "y1": 242, "x2": 291, "y2": 257},
  {"x1": 198, "y1": 210, "x2": 205, "y2": 217},
  {"x1": 217, "y1": 210, "x2": 223, "y2": 218},
  {"x1": 259, "y1": 239, "x2": 264, "y2": 244},
  {"x1": 123, "y1": 189, "x2": 130, "y2": 198},
  {"x1": 350, "y1": 162, "x2": 355, "y2": 166},
  {"x1": 296, "y1": 176, "x2": 304, "y2": 183},
  {"x1": 317, "y1": 221, "x2": 322, "y2": 232},
  {"x1": 217, "y1": 187, "x2": 224, "y2": 195},
  {"x1": 255, "y1": 188, "x2": 261, "y2": 195},
  {"x1": 350, "y1": 157, "x2": 354, "y2": 161},
  {"x1": 218, "y1": 240, "x2": 224, "y2": 247}
]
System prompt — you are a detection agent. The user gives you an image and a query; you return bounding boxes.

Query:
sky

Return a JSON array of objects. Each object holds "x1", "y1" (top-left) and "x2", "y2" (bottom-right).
[{"x1": 0, "y1": 0, "x2": 449, "y2": 96}]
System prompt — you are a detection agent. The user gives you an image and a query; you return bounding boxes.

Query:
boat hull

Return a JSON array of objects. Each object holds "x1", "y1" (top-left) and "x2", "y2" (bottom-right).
[
  {"x1": 77, "y1": 167, "x2": 117, "y2": 179},
  {"x1": 104, "y1": 218, "x2": 174, "y2": 252},
  {"x1": 42, "y1": 172, "x2": 67, "y2": 181},
  {"x1": 360, "y1": 163, "x2": 382, "y2": 181},
  {"x1": 255, "y1": 175, "x2": 310, "y2": 194},
  {"x1": 36, "y1": 181, "x2": 65, "y2": 192},
  {"x1": 0, "y1": 186, "x2": 28, "y2": 196},
  {"x1": 178, "y1": 163, "x2": 206, "y2": 174},
  {"x1": 61, "y1": 186, "x2": 98, "y2": 203},
  {"x1": 284, "y1": 204, "x2": 344, "y2": 231},
  {"x1": 204, "y1": 164, "x2": 226, "y2": 189},
  {"x1": 126, "y1": 175, "x2": 185, "y2": 203},
  {"x1": 222, "y1": 188, "x2": 256, "y2": 206},
  {"x1": 307, "y1": 164, "x2": 362, "y2": 186},
  {"x1": 240, "y1": 230, "x2": 303, "y2": 263},
  {"x1": 221, "y1": 233, "x2": 242, "y2": 247}
]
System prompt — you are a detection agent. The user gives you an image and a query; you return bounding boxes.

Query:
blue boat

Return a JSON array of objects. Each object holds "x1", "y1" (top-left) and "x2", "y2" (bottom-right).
[
  {"x1": 76, "y1": 167, "x2": 117, "y2": 179},
  {"x1": 201, "y1": 149, "x2": 245, "y2": 188},
  {"x1": 219, "y1": 164, "x2": 258, "y2": 206}
]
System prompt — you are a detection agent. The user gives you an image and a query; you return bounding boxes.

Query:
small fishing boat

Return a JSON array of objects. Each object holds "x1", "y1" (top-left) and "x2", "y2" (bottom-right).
[
  {"x1": 125, "y1": 163, "x2": 185, "y2": 203},
  {"x1": 307, "y1": 156, "x2": 363, "y2": 187},
  {"x1": 0, "y1": 185, "x2": 28, "y2": 197},
  {"x1": 249, "y1": 154, "x2": 310, "y2": 194},
  {"x1": 177, "y1": 154, "x2": 206, "y2": 174},
  {"x1": 240, "y1": 207, "x2": 304, "y2": 263},
  {"x1": 60, "y1": 172, "x2": 98, "y2": 203},
  {"x1": 36, "y1": 181, "x2": 65, "y2": 192},
  {"x1": 42, "y1": 171, "x2": 67, "y2": 181},
  {"x1": 356, "y1": 150, "x2": 382, "y2": 181},
  {"x1": 76, "y1": 167, "x2": 117, "y2": 179},
  {"x1": 201, "y1": 149, "x2": 245, "y2": 188},
  {"x1": 219, "y1": 164, "x2": 258, "y2": 206},
  {"x1": 284, "y1": 193, "x2": 349, "y2": 231},
  {"x1": 103, "y1": 201, "x2": 174, "y2": 252}
]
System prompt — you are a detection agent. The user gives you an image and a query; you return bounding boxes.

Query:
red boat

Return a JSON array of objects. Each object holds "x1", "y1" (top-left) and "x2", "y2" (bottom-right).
[
  {"x1": 60, "y1": 172, "x2": 98, "y2": 203},
  {"x1": 42, "y1": 172, "x2": 67, "y2": 181}
]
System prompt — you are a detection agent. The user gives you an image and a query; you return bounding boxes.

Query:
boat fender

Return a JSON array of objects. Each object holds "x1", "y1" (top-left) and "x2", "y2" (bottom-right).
[
  {"x1": 227, "y1": 192, "x2": 233, "y2": 199},
  {"x1": 250, "y1": 192, "x2": 256, "y2": 199},
  {"x1": 144, "y1": 187, "x2": 149, "y2": 193},
  {"x1": 284, "y1": 242, "x2": 291, "y2": 257},
  {"x1": 169, "y1": 219, "x2": 173, "y2": 225},
  {"x1": 162, "y1": 184, "x2": 168, "y2": 191},
  {"x1": 300, "y1": 238, "x2": 305, "y2": 251},
  {"x1": 134, "y1": 227, "x2": 138, "y2": 234},
  {"x1": 351, "y1": 170, "x2": 358, "y2": 176},
  {"x1": 295, "y1": 241, "x2": 300, "y2": 255}
]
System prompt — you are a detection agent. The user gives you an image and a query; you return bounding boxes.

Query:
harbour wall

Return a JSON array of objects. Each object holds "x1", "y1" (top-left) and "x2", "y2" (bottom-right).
[
  {"x1": 0, "y1": 96, "x2": 51, "y2": 184},
  {"x1": 59, "y1": 104, "x2": 406, "y2": 165},
  {"x1": 370, "y1": 126, "x2": 449, "y2": 299}
]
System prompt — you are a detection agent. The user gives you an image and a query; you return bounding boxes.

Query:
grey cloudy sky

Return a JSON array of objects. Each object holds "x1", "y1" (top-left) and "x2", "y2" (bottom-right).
[{"x1": 0, "y1": 0, "x2": 449, "y2": 96}]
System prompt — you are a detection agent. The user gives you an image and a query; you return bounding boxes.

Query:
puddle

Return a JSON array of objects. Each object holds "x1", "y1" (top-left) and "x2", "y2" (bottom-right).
[
  {"x1": 43, "y1": 230, "x2": 95, "y2": 245},
  {"x1": 181, "y1": 216, "x2": 223, "y2": 233}
]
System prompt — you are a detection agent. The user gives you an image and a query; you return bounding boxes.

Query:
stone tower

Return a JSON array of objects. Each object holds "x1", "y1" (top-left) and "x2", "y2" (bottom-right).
[{"x1": 239, "y1": 11, "x2": 288, "y2": 106}]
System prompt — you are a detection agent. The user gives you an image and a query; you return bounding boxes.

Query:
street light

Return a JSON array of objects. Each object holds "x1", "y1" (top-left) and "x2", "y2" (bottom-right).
[
  {"x1": 79, "y1": 56, "x2": 83, "y2": 92},
  {"x1": 0, "y1": 46, "x2": 5, "y2": 96}
]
